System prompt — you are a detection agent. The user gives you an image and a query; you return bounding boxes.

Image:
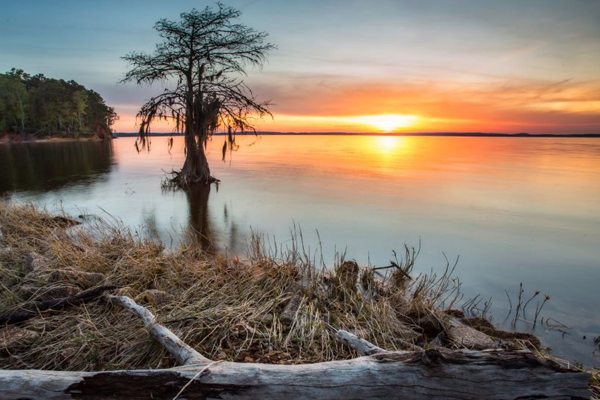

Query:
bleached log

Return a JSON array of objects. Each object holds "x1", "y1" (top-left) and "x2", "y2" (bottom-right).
[
  {"x1": 334, "y1": 329, "x2": 388, "y2": 355},
  {"x1": 106, "y1": 294, "x2": 210, "y2": 365},
  {"x1": 0, "y1": 349, "x2": 590, "y2": 399},
  {"x1": 5, "y1": 294, "x2": 584, "y2": 399},
  {"x1": 447, "y1": 317, "x2": 498, "y2": 350}
]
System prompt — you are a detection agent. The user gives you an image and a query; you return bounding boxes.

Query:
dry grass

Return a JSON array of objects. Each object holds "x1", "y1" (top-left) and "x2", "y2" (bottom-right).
[
  {"x1": 0, "y1": 201, "x2": 540, "y2": 372},
  {"x1": 592, "y1": 369, "x2": 600, "y2": 399}
]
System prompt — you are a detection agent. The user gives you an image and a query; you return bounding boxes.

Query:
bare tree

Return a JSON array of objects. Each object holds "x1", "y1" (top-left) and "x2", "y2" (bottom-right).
[{"x1": 122, "y1": 4, "x2": 274, "y2": 187}]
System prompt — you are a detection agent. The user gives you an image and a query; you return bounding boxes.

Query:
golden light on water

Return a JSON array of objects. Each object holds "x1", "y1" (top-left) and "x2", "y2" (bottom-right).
[{"x1": 375, "y1": 136, "x2": 403, "y2": 152}]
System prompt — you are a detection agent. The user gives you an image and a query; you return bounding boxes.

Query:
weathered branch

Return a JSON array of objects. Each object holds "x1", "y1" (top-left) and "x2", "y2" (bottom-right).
[
  {"x1": 106, "y1": 294, "x2": 210, "y2": 365},
  {"x1": 0, "y1": 349, "x2": 590, "y2": 399},
  {"x1": 446, "y1": 317, "x2": 499, "y2": 350},
  {"x1": 334, "y1": 329, "x2": 388, "y2": 355}
]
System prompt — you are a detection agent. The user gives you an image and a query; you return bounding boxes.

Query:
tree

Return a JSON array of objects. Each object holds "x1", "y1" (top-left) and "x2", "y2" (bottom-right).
[
  {"x1": 0, "y1": 69, "x2": 28, "y2": 136},
  {"x1": 85, "y1": 90, "x2": 117, "y2": 139},
  {"x1": 122, "y1": 4, "x2": 274, "y2": 187}
]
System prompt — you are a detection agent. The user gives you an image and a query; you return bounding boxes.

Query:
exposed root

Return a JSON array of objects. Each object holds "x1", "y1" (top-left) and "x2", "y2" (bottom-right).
[{"x1": 161, "y1": 169, "x2": 220, "y2": 190}]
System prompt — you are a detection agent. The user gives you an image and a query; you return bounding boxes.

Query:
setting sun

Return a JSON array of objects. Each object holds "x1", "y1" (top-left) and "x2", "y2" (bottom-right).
[
  {"x1": 350, "y1": 114, "x2": 419, "y2": 133},
  {"x1": 253, "y1": 113, "x2": 421, "y2": 134}
]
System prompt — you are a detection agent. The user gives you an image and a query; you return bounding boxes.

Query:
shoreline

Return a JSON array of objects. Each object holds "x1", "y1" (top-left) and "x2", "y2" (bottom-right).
[
  {"x1": 0, "y1": 202, "x2": 576, "y2": 365},
  {"x1": 0, "y1": 134, "x2": 109, "y2": 144}
]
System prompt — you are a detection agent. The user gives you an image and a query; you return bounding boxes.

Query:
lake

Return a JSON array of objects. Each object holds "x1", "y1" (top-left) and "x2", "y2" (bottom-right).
[{"x1": 1, "y1": 135, "x2": 599, "y2": 366}]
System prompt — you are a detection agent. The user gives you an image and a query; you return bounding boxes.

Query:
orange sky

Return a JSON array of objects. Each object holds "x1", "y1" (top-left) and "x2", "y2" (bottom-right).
[
  {"x1": 115, "y1": 77, "x2": 600, "y2": 133},
  {"x1": 113, "y1": 77, "x2": 600, "y2": 134},
  {"x1": 244, "y1": 76, "x2": 600, "y2": 134}
]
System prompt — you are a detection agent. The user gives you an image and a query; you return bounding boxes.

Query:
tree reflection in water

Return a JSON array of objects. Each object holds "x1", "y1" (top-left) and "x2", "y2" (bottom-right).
[
  {"x1": 184, "y1": 183, "x2": 214, "y2": 252},
  {"x1": 182, "y1": 183, "x2": 244, "y2": 255},
  {"x1": 0, "y1": 140, "x2": 114, "y2": 194}
]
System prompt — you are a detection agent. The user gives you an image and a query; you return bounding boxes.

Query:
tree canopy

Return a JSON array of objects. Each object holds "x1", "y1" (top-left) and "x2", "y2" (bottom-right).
[
  {"x1": 122, "y1": 3, "x2": 275, "y2": 187},
  {"x1": 0, "y1": 69, "x2": 117, "y2": 138}
]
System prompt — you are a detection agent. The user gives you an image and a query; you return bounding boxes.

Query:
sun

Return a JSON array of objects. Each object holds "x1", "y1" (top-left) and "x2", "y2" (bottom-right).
[{"x1": 354, "y1": 114, "x2": 418, "y2": 133}]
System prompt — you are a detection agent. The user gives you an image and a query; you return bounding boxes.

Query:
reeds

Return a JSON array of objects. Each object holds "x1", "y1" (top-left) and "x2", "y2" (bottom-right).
[
  {"x1": 503, "y1": 282, "x2": 552, "y2": 331},
  {"x1": 592, "y1": 369, "x2": 600, "y2": 398}
]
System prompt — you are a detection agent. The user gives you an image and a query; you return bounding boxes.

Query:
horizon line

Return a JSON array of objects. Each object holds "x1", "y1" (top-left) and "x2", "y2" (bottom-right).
[{"x1": 114, "y1": 131, "x2": 600, "y2": 138}]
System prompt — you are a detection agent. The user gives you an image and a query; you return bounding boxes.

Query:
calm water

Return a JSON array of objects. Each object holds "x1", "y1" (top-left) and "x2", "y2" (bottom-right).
[{"x1": 1, "y1": 135, "x2": 599, "y2": 366}]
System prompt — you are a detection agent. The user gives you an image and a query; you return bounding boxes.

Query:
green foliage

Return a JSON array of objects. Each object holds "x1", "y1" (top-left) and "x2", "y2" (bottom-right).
[{"x1": 0, "y1": 68, "x2": 117, "y2": 137}]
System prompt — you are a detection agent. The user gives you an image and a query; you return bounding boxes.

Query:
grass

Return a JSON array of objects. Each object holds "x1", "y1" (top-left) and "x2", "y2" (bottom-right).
[
  {"x1": 592, "y1": 369, "x2": 600, "y2": 399},
  {"x1": 0, "y1": 201, "x2": 561, "y2": 372}
]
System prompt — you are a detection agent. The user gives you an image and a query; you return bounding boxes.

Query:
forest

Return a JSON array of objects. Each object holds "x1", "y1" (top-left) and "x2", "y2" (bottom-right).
[{"x1": 0, "y1": 68, "x2": 116, "y2": 139}]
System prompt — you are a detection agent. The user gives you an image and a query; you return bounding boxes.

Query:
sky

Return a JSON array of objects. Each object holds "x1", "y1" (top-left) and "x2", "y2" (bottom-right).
[{"x1": 1, "y1": 0, "x2": 599, "y2": 134}]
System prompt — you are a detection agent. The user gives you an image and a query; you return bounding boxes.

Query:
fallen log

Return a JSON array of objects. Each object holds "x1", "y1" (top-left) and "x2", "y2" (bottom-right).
[
  {"x1": 1, "y1": 294, "x2": 589, "y2": 399},
  {"x1": 0, "y1": 285, "x2": 118, "y2": 325},
  {"x1": 0, "y1": 349, "x2": 590, "y2": 399}
]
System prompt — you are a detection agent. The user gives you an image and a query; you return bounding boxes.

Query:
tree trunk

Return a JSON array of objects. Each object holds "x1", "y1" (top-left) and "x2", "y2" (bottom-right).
[
  {"x1": 0, "y1": 350, "x2": 590, "y2": 399},
  {"x1": 176, "y1": 69, "x2": 214, "y2": 187},
  {"x1": 179, "y1": 133, "x2": 213, "y2": 187},
  {"x1": 17, "y1": 97, "x2": 25, "y2": 138}
]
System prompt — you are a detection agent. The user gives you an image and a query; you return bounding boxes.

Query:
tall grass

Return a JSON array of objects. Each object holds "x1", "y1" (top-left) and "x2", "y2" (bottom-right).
[{"x1": 0, "y1": 201, "x2": 531, "y2": 371}]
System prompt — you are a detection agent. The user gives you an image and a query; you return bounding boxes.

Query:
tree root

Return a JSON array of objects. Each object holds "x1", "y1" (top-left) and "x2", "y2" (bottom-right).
[{"x1": 162, "y1": 169, "x2": 220, "y2": 190}]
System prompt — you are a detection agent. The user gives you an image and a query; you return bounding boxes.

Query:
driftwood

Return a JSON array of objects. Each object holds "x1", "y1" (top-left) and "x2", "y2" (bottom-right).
[
  {"x1": 334, "y1": 329, "x2": 388, "y2": 355},
  {"x1": 0, "y1": 350, "x2": 590, "y2": 399},
  {"x1": 0, "y1": 285, "x2": 117, "y2": 325},
  {"x1": 446, "y1": 317, "x2": 498, "y2": 350},
  {"x1": 0, "y1": 295, "x2": 590, "y2": 399},
  {"x1": 106, "y1": 294, "x2": 210, "y2": 365}
]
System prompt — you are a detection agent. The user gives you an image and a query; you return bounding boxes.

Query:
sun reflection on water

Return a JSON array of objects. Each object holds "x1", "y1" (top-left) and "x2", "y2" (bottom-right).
[{"x1": 376, "y1": 136, "x2": 402, "y2": 152}]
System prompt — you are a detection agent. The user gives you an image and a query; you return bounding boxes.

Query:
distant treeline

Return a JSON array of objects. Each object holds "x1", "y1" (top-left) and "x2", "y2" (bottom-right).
[{"x1": 0, "y1": 68, "x2": 117, "y2": 138}]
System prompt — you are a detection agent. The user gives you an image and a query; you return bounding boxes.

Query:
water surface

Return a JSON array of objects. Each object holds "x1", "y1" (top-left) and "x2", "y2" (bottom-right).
[{"x1": 1, "y1": 135, "x2": 599, "y2": 366}]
